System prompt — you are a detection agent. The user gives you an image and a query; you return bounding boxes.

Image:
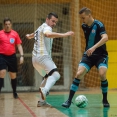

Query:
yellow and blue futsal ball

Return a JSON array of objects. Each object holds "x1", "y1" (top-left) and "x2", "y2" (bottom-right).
[{"x1": 75, "y1": 95, "x2": 88, "y2": 108}]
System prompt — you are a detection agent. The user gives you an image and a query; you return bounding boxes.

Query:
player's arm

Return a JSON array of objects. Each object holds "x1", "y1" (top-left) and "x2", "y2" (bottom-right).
[
  {"x1": 86, "y1": 34, "x2": 108, "y2": 56},
  {"x1": 92, "y1": 24, "x2": 108, "y2": 50},
  {"x1": 26, "y1": 33, "x2": 34, "y2": 39},
  {"x1": 17, "y1": 44, "x2": 24, "y2": 64},
  {"x1": 44, "y1": 31, "x2": 74, "y2": 38},
  {"x1": 92, "y1": 33, "x2": 108, "y2": 49},
  {"x1": 86, "y1": 23, "x2": 108, "y2": 56}
]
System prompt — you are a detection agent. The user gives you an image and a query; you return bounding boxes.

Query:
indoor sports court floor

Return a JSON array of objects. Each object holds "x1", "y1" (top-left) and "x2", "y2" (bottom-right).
[{"x1": 0, "y1": 89, "x2": 117, "y2": 117}]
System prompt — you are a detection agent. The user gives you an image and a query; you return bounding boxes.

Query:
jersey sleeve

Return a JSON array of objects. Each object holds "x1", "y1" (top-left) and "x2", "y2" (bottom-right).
[
  {"x1": 98, "y1": 23, "x2": 106, "y2": 35},
  {"x1": 15, "y1": 32, "x2": 22, "y2": 44},
  {"x1": 43, "y1": 26, "x2": 52, "y2": 34}
]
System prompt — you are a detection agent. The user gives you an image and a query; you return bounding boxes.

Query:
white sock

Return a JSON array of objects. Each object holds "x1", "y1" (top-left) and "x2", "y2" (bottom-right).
[
  {"x1": 39, "y1": 93, "x2": 45, "y2": 102},
  {"x1": 44, "y1": 72, "x2": 60, "y2": 91},
  {"x1": 44, "y1": 76, "x2": 56, "y2": 91},
  {"x1": 40, "y1": 79, "x2": 46, "y2": 87},
  {"x1": 39, "y1": 79, "x2": 47, "y2": 102}
]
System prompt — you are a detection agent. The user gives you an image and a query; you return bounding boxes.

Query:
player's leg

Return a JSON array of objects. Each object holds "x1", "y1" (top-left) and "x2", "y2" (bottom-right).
[
  {"x1": 37, "y1": 78, "x2": 51, "y2": 107},
  {"x1": 62, "y1": 54, "x2": 92, "y2": 108},
  {"x1": 38, "y1": 71, "x2": 59, "y2": 105},
  {"x1": 8, "y1": 54, "x2": 18, "y2": 99},
  {"x1": 43, "y1": 69, "x2": 60, "y2": 92},
  {"x1": 32, "y1": 58, "x2": 47, "y2": 103},
  {"x1": 40, "y1": 74, "x2": 50, "y2": 97},
  {"x1": 9, "y1": 72, "x2": 18, "y2": 98},
  {"x1": 62, "y1": 66, "x2": 87, "y2": 108},
  {"x1": 34, "y1": 66, "x2": 48, "y2": 89},
  {"x1": 97, "y1": 55, "x2": 110, "y2": 107},
  {"x1": 0, "y1": 54, "x2": 7, "y2": 92},
  {"x1": 40, "y1": 74, "x2": 48, "y2": 87},
  {"x1": 0, "y1": 70, "x2": 6, "y2": 92},
  {"x1": 99, "y1": 67, "x2": 110, "y2": 107},
  {"x1": 32, "y1": 56, "x2": 52, "y2": 107},
  {"x1": 39, "y1": 76, "x2": 49, "y2": 103},
  {"x1": 37, "y1": 56, "x2": 60, "y2": 100},
  {"x1": 37, "y1": 75, "x2": 51, "y2": 107},
  {"x1": 39, "y1": 70, "x2": 60, "y2": 100}
]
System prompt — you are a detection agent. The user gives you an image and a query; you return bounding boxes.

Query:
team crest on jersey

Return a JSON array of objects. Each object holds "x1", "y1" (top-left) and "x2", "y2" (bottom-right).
[
  {"x1": 92, "y1": 29, "x2": 95, "y2": 33},
  {"x1": 10, "y1": 38, "x2": 15, "y2": 44}
]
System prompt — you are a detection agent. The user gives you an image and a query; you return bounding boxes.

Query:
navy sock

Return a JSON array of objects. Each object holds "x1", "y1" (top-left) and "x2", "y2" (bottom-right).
[
  {"x1": 101, "y1": 79, "x2": 108, "y2": 102},
  {"x1": 68, "y1": 78, "x2": 80, "y2": 102}
]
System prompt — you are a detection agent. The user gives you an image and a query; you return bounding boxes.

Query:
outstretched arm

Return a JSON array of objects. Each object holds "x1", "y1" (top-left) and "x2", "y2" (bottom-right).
[
  {"x1": 44, "y1": 31, "x2": 74, "y2": 38},
  {"x1": 25, "y1": 33, "x2": 34, "y2": 39}
]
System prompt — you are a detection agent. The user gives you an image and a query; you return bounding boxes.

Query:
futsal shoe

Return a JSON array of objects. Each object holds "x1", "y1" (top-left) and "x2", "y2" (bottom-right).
[
  {"x1": 62, "y1": 100, "x2": 72, "y2": 108},
  {"x1": 103, "y1": 101, "x2": 110, "y2": 108},
  {"x1": 13, "y1": 92, "x2": 19, "y2": 99},
  {"x1": 39, "y1": 87, "x2": 47, "y2": 100},
  {"x1": 37, "y1": 101, "x2": 51, "y2": 107},
  {"x1": 46, "y1": 91, "x2": 49, "y2": 96}
]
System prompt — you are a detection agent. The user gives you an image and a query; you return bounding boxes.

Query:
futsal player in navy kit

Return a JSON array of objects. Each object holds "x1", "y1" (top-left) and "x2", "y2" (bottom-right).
[{"x1": 62, "y1": 7, "x2": 110, "y2": 108}]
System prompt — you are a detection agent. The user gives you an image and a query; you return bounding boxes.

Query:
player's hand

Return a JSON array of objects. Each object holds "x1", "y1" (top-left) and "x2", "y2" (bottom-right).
[
  {"x1": 26, "y1": 33, "x2": 34, "y2": 39},
  {"x1": 26, "y1": 34, "x2": 31, "y2": 39},
  {"x1": 86, "y1": 47, "x2": 96, "y2": 56},
  {"x1": 65, "y1": 31, "x2": 74, "y2": 36},
  {"x1": 19, "y1": 56, "x2": 24, "y2": 64}
]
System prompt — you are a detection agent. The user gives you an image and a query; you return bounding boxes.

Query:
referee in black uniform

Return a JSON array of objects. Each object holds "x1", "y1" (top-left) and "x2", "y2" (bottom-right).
[{"x1": 0, "y1": 18, "x2": 24, "y2": 98}]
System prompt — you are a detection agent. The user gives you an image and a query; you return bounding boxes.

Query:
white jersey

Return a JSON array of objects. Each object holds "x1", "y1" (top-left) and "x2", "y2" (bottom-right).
[{"x1": 32, "y1": 23, "x2": 53, "y2": 57}]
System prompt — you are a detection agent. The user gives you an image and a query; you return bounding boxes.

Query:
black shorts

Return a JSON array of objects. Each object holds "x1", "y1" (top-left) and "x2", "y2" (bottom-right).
[
  {"x1": 79, "y1": 54, "x2": 108, "y2": 72},
  {"x1": 0, "y1": 54, "x2": 17, "y2": 72}
]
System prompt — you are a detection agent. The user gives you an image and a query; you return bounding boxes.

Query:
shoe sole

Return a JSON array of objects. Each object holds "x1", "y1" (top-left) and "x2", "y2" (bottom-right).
[
  {"x1": 103, "y1": 104, "x2": 110, "y2": 108},
  {"x1": 37, "y1": 104, "x2": 52, "y2": 107},
  {"x1": 37, "y1": 101, "x2": 52, "y2": 107},
  {"x1": 13, "y1": 93, "x2": 19, "y2": 99},
  {"x1": 102, "y1": 101, "x2": 110, "y2": 108},
  {"x1": 39, "y1": 87, "x2": 45, "y2": 100},
  {"x1": 62, "y1": 104, "x2": 69, "y2": 108},
  {"x1": 14, "y1": 96, "x2": 19, "y2": 99}
]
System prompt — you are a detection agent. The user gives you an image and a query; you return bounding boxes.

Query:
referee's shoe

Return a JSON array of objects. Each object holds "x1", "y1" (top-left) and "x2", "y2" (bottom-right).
[{"x1": 13, "y1": 92, "x2": 18, "y2": 99}]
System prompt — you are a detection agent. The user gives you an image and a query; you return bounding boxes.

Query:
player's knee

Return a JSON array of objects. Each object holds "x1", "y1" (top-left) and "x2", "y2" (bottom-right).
[
  {"x1": 99, "y1": 69, "x2": 106, "y2": 79},
  {"x1": 76, "y1": 70, "x2": 84, "y2": 78},
  {"x1": 75, "y1": 67, "x2": 86, "y2": 78},
  {"x1": 0, "y1": 70, "x2": 6, "y2": 77},
  {"x1": 99, "y1": 72, "x2": 106, "y2": 80},
  {"x1": 52, "y1": 72, "x2": 60, "y2": 81}
]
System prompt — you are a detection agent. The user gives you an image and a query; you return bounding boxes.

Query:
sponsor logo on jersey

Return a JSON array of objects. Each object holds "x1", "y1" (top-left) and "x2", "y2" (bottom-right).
[
  {"x1": 10, "y1": 38, "x2": 15, "y2": 44},
  {"x1": 92, "y1": 29, "x2": 95, "y2": 33}
]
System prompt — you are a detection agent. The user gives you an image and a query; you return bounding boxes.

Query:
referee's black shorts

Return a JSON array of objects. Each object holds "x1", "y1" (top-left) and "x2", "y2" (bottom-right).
[{"x1": 0, "y1": 53, "x2": 17, "y2": 72}]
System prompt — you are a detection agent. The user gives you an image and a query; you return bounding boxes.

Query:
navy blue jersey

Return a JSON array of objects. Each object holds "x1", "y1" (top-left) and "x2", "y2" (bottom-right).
[{"x1": 82, "y1": 19, "x2": 108, "y2": 55}]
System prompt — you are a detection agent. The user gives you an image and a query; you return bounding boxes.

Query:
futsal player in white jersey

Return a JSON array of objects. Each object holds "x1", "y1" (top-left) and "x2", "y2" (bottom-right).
[{"x1": 26, "y1": 12, "x2": 74, "y2": 107}]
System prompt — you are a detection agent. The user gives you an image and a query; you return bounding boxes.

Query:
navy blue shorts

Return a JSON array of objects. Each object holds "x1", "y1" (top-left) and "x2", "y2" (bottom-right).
[
  {"x1": 79, "y1": 54, "x2": 108, "y2": 72},
  {"x1": 0, "y1": 54, "x2": 17, "y2": 72}
]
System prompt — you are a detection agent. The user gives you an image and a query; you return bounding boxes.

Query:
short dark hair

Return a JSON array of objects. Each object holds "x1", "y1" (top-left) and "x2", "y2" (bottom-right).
[
  {"x1": 79, "y1": 7, "x2": 91, "y2": 15},
  {"x1": 3, "y1": 17, "x2": 12, "y2": 24},
  {"x1": 47, "y1": 12, "x2": 58, "y2": 19}
]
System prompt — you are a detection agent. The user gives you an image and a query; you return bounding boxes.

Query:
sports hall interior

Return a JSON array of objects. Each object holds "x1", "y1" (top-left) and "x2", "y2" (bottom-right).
[{"x1": 0, "y1": 0, "x2": 117, "y2": 117}]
